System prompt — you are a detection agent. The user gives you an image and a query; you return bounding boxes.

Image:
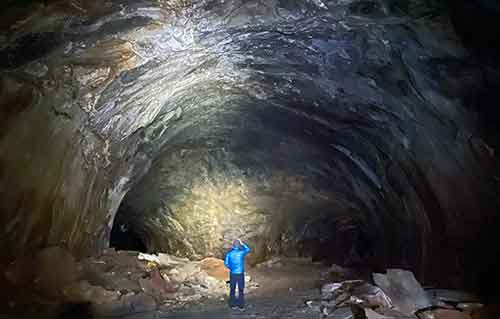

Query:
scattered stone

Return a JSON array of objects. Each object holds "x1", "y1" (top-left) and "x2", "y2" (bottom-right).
[
  {"x1": 5, "y1": 247, "x2": 254, "y2": 314},
  {"x1": 321, "y1": 280, "x2": 392, "y2": 310},
  {"x1": 373, "y1": 269, "x2": 431, "y2": 314}
]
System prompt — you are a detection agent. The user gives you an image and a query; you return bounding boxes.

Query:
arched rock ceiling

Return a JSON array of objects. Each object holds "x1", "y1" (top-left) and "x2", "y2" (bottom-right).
[{"x1": 0, "y1": 0, "x2": 499, "y2": 290}]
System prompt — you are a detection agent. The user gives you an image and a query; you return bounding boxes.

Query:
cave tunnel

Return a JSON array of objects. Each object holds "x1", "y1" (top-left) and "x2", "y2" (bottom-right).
[
  {"x1": 109, "y1": 203, "x2": 148, "y2": 253},
  {"x1": 1, "y1": 0, "x2": 500, "y2": 310}
]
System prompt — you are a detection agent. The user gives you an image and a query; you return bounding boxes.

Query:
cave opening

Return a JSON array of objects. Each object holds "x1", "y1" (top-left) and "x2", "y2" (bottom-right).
[{"x1": 109, "y1": 204, "x2": 148, "y2": 253}]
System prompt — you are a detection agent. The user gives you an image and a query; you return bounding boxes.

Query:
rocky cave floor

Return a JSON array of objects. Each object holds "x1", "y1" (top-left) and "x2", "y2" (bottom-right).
[{"x1": 1, "y1": 247, "x2": 497, "y2": 319}]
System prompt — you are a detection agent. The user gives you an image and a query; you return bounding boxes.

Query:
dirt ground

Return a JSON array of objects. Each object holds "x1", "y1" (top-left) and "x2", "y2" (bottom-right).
[{"x1": 154, "y1": 258, "x2": 329, "y2": 319}]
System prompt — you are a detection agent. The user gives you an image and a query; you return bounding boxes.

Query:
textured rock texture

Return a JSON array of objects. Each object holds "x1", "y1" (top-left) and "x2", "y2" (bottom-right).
[{"x1": 0, "y1": 0, "x2": 499, "y2": 292}]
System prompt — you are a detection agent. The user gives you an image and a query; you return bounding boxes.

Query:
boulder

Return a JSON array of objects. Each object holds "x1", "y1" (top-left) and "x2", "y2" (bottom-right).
[
  {"x1": 200, "y1": 257, "x2": 229, "y2": 281},
  {"x1": 321, "y1": 280, "x2": 392, "y2": 309},
  {"x1": 322, "y1": 282, "x2": 344, "y2": 299},
  {"x1": 320, "y1": 279, "x2": 393, "y2": 318},
  {"x1": 137, "y1": 253, "x2": 161, "y2": 265},
  {"x1": 373, "y1": 269, "x2": 431, "y2": 314},
  {"x1": 167, "y1": 263, "x2": 201, "y2": 283},
  {"x1": 158, "y1": 253, "x2": 189, "y2": 267},
  {"x1": 138, "y1": 268, "x2": 177, "y2": 299},
  {"x1": 33, "y1": 247, "x2": 81, "y2": 299},
  {"x1": 62, "y1": 280, "x2": 119, "y2": 304}
]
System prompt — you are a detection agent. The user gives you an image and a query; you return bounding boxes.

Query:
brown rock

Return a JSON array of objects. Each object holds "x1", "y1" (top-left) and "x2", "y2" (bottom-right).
[
  {"x1": 200, "y1": 257, "x2": 229, "y2": 281},
  {"x1": 34, "y1": 246, "x2": 80, "y2": 298},
  {"x1": 139, "y1": 268, "x2": 177, "y2": 298},
  {"x1": 62, "y1": 280, "x2": 119, "y2": 304}
]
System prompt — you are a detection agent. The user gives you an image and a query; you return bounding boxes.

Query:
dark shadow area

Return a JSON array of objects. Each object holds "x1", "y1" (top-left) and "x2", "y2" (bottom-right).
[
  {"x1": 110, "y1": 205, "x2": 148, "y2": 253},
  {"x1": 447, "y1": 0, "x2": 500, "y2": 300}
]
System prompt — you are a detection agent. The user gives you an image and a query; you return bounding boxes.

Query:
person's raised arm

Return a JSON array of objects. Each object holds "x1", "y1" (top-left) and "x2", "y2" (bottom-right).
[{"x1": 238, "y1": 239, "x2": 250, "y2": 255}]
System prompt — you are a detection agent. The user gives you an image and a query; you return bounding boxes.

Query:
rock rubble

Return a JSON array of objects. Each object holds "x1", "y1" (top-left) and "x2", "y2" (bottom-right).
[
  {"x1": 315, "y1": 268, "x2": 485, "y2": 319},
  {"x1": 1, "y1": 247, "x2": 258, "y2": 317}
]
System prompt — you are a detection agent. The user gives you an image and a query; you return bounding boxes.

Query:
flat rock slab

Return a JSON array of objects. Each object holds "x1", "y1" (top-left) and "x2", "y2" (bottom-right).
[
  {"x1": 322, "y1": 280, "x2": 393, "y2": 309},
  {"x1": 373, "y1": 269, "x2": 431, "y2": 315}
]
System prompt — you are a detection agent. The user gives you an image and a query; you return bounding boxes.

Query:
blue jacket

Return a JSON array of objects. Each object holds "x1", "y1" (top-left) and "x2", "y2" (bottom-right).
[{"x1": 224, "y1": 244, "x2": 250, "y2": 274}]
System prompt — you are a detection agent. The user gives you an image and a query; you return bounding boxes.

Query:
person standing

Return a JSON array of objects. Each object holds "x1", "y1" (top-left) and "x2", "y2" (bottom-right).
[{"x1": 224, "y1": 238, "x2": 251, "y2": 310}]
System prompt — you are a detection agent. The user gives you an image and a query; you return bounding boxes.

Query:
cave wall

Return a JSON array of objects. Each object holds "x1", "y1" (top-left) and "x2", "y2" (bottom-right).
[
  {"x1": 0, "y1": 1, "x2": 156, "y2": 259},
  {"x1": 0, "y1": 0, "x2": 499, "y2": 291}
]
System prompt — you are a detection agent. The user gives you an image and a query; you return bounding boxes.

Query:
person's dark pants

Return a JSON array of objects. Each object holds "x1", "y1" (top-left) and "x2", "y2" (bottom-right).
[{"x1": 229, "y1": 273, "x2": 245, "y2": 307}]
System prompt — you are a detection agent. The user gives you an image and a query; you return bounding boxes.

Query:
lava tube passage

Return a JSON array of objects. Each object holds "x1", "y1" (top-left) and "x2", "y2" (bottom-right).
[{"x1": 1, "y1": 0, "x2": 500, "y2": 318}]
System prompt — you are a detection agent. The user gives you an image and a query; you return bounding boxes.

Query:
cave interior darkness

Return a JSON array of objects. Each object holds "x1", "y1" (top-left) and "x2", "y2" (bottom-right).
[{"x1": 1, "y1": 0, "x2": 500, "y2": 303}]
